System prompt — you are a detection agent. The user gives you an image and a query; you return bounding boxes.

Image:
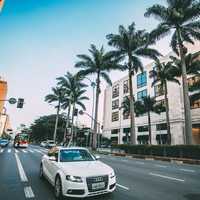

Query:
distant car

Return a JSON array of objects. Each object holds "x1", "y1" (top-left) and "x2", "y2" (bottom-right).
[
  {"x1": 46, "y1": 140, "x2": 56, "y2": 148},
  {"x1": 0, "y1": 139, "x2": 9, "y2": 147},
  {"x1": 40, "y1": 141, "x2": 47, "y2": 148},
  {"x1": 40, "y1": 147, "x2": 116, "y2": 199}
]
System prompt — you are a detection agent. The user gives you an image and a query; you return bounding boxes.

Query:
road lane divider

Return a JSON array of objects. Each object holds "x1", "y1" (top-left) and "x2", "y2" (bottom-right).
[
  {"x1": 24, "y1": 186, "x2": 35, "y2": 198},
  {"x1": 22, "y1": 150, "x2": 27, "y2": 153},
  {"x1": 155, "y1": 164, "x2": 167, "y2": 168},
  {"x1": 149, "y1": 172, "x2": 185, "y2": 182},
  {"x1": 28, "y1": 150, "x2": 34, "y2": 153},
  {"x1": 0, "y1": 149, "x2": 4, "y2": 153},
  {"x1": 8, "y1": 149, "x2": 11, "y2": 153},
  {"x1": 116, "y1": 183, "x2": 130, "y2": 190},
  {"x1": 15, "y1": 153, "x2": 28, "y2": 182},
  {"x1": 180, "y1": 168, "x2": 195, "y2": 173},
  {"x1": 135, "y1": 161, "x2": 145, "y2": 165},
  {"x1": 15, "y1": 149, "x2": 19, "y2": 153}
]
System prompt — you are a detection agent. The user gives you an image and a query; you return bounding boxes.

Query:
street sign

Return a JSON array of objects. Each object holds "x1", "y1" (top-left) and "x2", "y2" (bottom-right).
[{"x1": 8, "y1": 98, "x2": 17, "y2": 104}]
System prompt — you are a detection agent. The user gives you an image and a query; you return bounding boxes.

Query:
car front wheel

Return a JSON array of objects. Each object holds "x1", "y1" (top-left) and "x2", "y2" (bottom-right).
[{"x1": 55, "y1": 176, "x2": 63, "y2": 200}]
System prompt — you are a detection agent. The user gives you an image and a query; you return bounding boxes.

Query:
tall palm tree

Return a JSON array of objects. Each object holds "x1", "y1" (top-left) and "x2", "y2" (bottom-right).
[
  {"x1": 150, "y1": 61, "x2": 180, "y2": 144},
  {"x1": 106, "y1": 23, "x2": 161, "y2": 144},
  {"x1": 57, "y1": 72, "x2": 87, "y2": 145},
  {"x1": 45, "y1": 87, "x2": 65, "y2": 142},
  {"x1": 145, "y1": 0, "x2": 200, "y2": 144},
  {"x1": 75, "y1": 44, "x2": 123, "y2": 150}
]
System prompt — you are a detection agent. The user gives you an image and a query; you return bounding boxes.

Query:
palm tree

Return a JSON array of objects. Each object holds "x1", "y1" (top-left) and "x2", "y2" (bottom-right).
[
  {"x1": 45, "y1": 87, "x2": 65, "y2": 142},
  {"x1": 106, "y1": 23, "x2": 161, "y2": 144},
  {"x1": 150, "y1": 61, "x2": 180, "y2": 144},
  {"x1": 57, "y1": 72, "x2": 88, "y2": 145},
  {"x1": 75, "y1": 44, "x2": 123, "y2": 150},
  {"x1": 145, "y1": 0, "x2": 200, "y2": 144}
]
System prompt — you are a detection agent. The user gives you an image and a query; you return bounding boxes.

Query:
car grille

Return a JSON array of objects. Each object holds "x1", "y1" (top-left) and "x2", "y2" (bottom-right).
[{"x1": 86, "y1": 175, "x2": 108, "y2": 192}]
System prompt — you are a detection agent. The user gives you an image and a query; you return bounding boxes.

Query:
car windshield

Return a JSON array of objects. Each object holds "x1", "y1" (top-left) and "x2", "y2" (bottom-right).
[{"x1": 60, "y1": 149, "x2": 95, "y2": 162}]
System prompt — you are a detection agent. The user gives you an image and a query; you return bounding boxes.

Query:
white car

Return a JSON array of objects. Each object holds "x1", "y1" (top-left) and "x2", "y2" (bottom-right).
[
  {"x1": 40, "y1": 141, "x2": 47, "y2": 148},
  {"x1": 46, "y1": 140, "x2": 56, "y2": 148},
  {"x1": 40, "y1": 147, "x2": 116, "y2": 199}
]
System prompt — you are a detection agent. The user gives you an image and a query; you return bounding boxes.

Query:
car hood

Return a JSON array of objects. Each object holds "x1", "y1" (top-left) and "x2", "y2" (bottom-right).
[{"x1": 58, "y1": 161, "x2": 113, "y2": 177}]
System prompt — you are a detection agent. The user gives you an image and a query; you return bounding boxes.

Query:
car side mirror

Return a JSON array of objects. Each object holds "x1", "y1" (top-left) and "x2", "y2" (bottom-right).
[
  {"x1": 49, "y1": 156, "x2": 56, "y2": 161},
  {"x1": 95, "y1": 155, "x2": 100, "y2": 160}
]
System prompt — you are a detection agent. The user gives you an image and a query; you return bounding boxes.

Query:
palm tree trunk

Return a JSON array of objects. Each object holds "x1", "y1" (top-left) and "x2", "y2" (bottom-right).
[
  {"x1": 53, "y1": 101, "x2": 60, "y2": 143},
  {"x1": 92, "y1": 72, "x2": 100, "y2": 150},
  {"x1": 71, "y1": 103, "x2": 75, "y2": 145},
  {"x1": 63, "y1": 104, "x2": 71, "y2": 145},
  {"x1": 128, "y1": 70, "x2": 136, "y2": 144},
  {"x1": 147, "y1": 111, "x2": 152, "y2": 144},
  {"x1": 164, "y1": 81, "x2": 171, "y2": 144},
  {"x1": 177, "y1": 29, "x2": 193, "y2": 144}
]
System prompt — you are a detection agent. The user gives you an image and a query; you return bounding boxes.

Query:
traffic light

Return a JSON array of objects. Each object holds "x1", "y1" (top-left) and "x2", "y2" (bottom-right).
[
  {"x1": 74, "y1": 108, "x2": 78, "y2": 116},
  {"x1": 17, "y1": 98, "x2": 24, "y2": 108},
  {"x1": 0, "y1": 0, "x2": 5, "y2": 12}
]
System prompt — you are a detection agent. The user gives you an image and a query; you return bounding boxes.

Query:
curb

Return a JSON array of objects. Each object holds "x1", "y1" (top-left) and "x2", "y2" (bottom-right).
[{"x1": 96, "y1": 151, "x2": 200, "y2": 165}]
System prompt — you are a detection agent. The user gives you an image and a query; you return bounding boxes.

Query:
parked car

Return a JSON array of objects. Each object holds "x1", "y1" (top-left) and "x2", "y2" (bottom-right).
[
  {"x1": 46, "y1": 140, "x2": 56, "y2": 148},
  {"x1": 40, "y1": 141, "x2": 47, "y2": 148},
  {"x1": 40, "y1": 147, "x2": 116, "y2": 199},
  {"x1": 0, "y1": 139, "x2": 9, "y2": 147}
]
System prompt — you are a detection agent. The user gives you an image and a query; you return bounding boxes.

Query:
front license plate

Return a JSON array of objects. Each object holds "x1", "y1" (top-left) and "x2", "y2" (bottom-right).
[{"x1": 92, "y1": 182, "x2": 105, "y2": 190}]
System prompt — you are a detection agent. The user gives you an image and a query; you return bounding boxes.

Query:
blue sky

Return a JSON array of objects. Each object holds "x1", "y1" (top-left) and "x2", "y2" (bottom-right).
[{"x1": 0, "y1": 0, "x2": 171, "y2": 130}]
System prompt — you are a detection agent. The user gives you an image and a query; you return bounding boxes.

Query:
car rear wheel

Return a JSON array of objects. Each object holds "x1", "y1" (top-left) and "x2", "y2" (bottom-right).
[{"x1": 55, "y1": 176, "x2": 63, "y2": 200}]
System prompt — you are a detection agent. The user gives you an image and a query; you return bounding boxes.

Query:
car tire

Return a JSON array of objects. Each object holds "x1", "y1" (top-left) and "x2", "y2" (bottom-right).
[
  {"x1": 39, "y1": 164, "x2": 44, "y2": 179},
  {"x1": 54, "y1": 176, "x2": 63, "y2": 200}
]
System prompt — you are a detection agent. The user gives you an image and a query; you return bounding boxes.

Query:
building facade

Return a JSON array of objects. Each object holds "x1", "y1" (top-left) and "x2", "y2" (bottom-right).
[{"x1": 102, "y1": 47, "x2": 200, "y2": 145}]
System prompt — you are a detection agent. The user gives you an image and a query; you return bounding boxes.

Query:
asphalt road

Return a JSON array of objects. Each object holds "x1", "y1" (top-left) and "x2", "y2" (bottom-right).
[{"x1": 0, "y1": 144, "x2": 200, "y2": 200}]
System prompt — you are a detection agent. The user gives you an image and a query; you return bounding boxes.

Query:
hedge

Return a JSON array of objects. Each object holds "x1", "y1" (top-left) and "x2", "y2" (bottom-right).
[{"x1": 111, "y1": 144, "x2": 200, "y2": 160}]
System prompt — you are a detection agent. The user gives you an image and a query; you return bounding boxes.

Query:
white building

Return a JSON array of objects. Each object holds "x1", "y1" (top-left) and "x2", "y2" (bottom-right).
[{"x1": 102, "y1": 46, "x2": 200, "y2": 145}]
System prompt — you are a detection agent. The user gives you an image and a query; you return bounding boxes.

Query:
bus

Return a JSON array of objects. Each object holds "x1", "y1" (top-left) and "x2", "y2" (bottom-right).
[{"x1": 14, "y1": 133, "x2": 29, "y2": 148}]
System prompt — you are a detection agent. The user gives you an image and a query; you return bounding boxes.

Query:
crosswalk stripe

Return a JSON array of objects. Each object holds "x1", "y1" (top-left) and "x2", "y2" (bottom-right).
[
  {"x1": 15, "y1": 149, "x2": 19, "y2": 153},
  {"x1": 0, "y1": 149, "x2": 4, "y2": 153},
  {"x1": 28, "y1": 150, "x2": 34, "y2": 153},
  {"x1": 22, "y1": 150, "x2": 27, "y2": 153},
  {"x1": 8, "y1": 149, "x2": 11, "y2": 153}
]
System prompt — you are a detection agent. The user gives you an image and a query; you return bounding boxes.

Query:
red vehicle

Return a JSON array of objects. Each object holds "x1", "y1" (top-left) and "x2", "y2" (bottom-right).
[{"x1": 14, "y1": 133, "x2": 29, "y2": 148}]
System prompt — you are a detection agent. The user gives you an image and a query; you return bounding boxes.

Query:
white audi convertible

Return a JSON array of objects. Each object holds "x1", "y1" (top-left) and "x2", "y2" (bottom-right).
[{"x1": 40, "y1": 147, "x2": 116, "y2": 199}]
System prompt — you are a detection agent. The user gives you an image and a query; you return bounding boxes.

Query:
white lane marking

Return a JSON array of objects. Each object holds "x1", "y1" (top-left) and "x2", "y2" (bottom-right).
[
  {"x1": 28, "y1": 150, "x2": 34, "y2": 153},
  {"x1": 149, "y1": 172, "x2": 185, "y2": 182},
  {"x1": 180, "y1": 168, "x2": 195, "y2": 173},
  {"x1": 155, "y1": 164, "x2": 167, "y2": 168},
  {"x1": 15, "y1": 153, "x2": 28, "y2": 182},
  {"x1": 121, "y1": 159, "x2": 128, "y2": 162},
  {"x1": 22, "y1": 150, "x2": 27, "y2": 153},
  {"x1": 34, "y1": 149, "x2": 44, "y2": 155},
  {"x1": 135, "y1": 161, "x2": 145, "y2": 165},
  {"x1": 8, "y1": 149, "x2": 11, "y2": 153},
  {"x1": 24, "y1": 186, "x2": 35, "y2": 198},
  {"x1": 15, "y1": 149, "x2": 19, "y2": 153},
  {"x1": 0, "y1": 149, "x2": 4, "y2": 153},
  {"x1": 116, "y1": 183, "x2": 129, "y2": 190}
]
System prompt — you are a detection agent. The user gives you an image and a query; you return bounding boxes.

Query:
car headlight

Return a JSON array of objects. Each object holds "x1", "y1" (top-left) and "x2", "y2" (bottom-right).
[
  {"x1": 110, "y1": 171, "x2": 115, "y2": 179},
  {"x1": 66, "y1": 175, "x2": 83, "y2": 183}
]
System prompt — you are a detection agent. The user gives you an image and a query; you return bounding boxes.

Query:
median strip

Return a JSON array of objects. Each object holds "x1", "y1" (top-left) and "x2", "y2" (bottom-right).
[
  {"x1": 116, "y1": 183, "x2": 130, "y2": 190},
  {"x1": 149, "y1": 172, "x2": 185, "y2": 182},
  {"x1": 24, "y1": 186, "x2": 35, "y2": 198},
  {"x1": 15, "y1": 153, "x2": 28, "y2": 182}
]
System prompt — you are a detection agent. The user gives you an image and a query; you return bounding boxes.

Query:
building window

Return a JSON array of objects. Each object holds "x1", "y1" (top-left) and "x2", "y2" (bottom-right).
[
  {"x1": 137, "y1": 72, "x2": 147, "y2": 88},
  {"x1": 112, "y1": 99, "x2": 119, "y2": 110},
  {"x1": 155, "y1": 99, "x2": 166, "y2": 112},
  {"x1": 156, "y1": 123, "x2": 167, "y2": 131},
  {"x1": 137, "y1": 89, "x2": 147, "y2": 101},
  {"x1": 123, "y1": 80, "x2": 129, "y2": 94},
  {"x1": 154, "y1": 84, "x2": 165, "y2": 97},
  {"x1": 138, "y1": 125, "x2": 149, "y2": 132},
  {"x1": 188, "y1": 76, "x2": 200, "y2": 90},
  {"x1": 123, "y1": 112, "x2": 130, "y2": 120},
  {"x1": 191, "y1": 99, "x2": 200, "y2": 109},
  {"x1": 156, "y1": 134, "x2": 168, "y2": 144},
  {"x1": 111, "y1": 136, "x2": 118, "y2": 145},
  {"x1": 112, "y1": 84, "x2": 119, "y2": 98},
  {"x1": 137, "y1": 135, "x2": 149, "y2": 144},
  {"x1": 111, "y1": 129, "x2": 119, "y2": 135},
  {"x1": 112, "y1": 111, "x2": 119, "y2": 122}
]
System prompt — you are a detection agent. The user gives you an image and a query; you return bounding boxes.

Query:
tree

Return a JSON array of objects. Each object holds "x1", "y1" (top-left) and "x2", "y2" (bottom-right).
[
  {"x1": 75, "y1": 44, "x2": 123, "y2": 150},
  {"x1": 145, "y1": 0, "x2": 200, "y2": 144},
  {"x1": 106, "y1": 23, "x2": 161, "y2": 144},
  {"x1": 150, "y1": 61, "x2": 180, "y2": 144},
  {"x1": 45, "y1": 87, "x2": 65, "y2": 142},
  {"x1": 57, "y1": 72, "x2": 87, "y2": 145}
]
